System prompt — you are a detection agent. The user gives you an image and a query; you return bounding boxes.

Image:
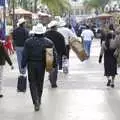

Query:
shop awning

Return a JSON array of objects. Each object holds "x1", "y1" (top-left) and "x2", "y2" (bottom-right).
[{"x1": 11, "y1": 8, "x2": 32, "y2": 15}]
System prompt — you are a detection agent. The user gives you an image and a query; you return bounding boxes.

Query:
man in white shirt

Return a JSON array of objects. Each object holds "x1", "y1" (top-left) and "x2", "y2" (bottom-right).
[
  {"x1": 81, "y1": 25, "x2": 94, "y2": 57},
  {"x1": 57, "y1": 21, "x2": 77, "y2": 59}
]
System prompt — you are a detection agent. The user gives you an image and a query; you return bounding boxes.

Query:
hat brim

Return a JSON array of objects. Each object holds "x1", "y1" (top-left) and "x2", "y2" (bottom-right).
[
  {"x1": 34, "y1": 27, "x2": 46, "y2": 34},
  {"x1": 48, "y1": 21, "x2": 58, "y2": 28},
  {"x1": 58, "y1": 21, "x2": 66, "y2": 27},
  {"x1": 17, "y1": 20, "x2": 26, "y2": 26}
]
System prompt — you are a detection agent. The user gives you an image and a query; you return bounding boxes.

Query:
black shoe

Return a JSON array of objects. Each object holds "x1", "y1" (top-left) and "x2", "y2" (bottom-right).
[
  {"x1": 111, "y1": 84, "x2": 115, "y2": 88},
  {"x1": 34, "y1": 104, "x2": 39, "y2": 111},
  {"x1": 34, "y1": 100, "x2": 40, "y2": 111},
  {"x1": 0, "y1": 94, "x2": 3, "y2": 98},
  {"x1": 51, "y1": 84, "x2": 57, "y2": 88},
  {"x1": 107, "y1": 80, "x2": 111, "y2": 86}
]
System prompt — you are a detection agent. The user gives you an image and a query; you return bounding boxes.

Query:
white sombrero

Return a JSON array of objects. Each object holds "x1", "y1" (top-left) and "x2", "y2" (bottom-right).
[
  {"x1": 48, "y1": 20, "x2": 58, "y2": 28},
  {"x1": 58, "y1": 20, "x2": 66, "y2": 27},
  {"x1": 17, "y1": 18, "x2": 26, "y2": 26},
  {"x1": 34, "y1": 23, "x2": 46, "y2": 34},
  {"x1": 29, "y1": 26, "x2": 36, "y2": 34}
]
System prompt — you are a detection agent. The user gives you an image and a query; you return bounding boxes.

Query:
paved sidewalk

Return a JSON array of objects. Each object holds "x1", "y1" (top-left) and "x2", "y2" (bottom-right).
[
  {"x1": 1, "y1": 39, "x2": 120, "y2": 120},
  {"x1": 0, "y1": 87, "x2": 120, "y2": 120}
]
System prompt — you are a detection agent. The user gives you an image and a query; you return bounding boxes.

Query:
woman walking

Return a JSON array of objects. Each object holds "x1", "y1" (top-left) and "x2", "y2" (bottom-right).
[
  {"x1": 99, "y1": 32, "x2": 117, "y2": 88},
  {"x1": 0, "y1": 41, "x2": 13, "y2": 97}
]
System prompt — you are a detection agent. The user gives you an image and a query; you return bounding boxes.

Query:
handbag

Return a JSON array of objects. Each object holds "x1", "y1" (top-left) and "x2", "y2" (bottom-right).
[
  {"x1": 17, "y1": 76, "x2": 27, "y2": 92},
  {"x1": 46, "y1": 48, "x2": 54, "y2": 72},
  {"x1": 70, "y1": 37, "x2": 88, "y2": 61},
  {"x1": 62, "y1": 55, "x2": 69, "y2": 74}
]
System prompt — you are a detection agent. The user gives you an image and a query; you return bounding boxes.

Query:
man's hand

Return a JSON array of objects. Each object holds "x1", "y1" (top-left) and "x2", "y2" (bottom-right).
[
  {"x1": 98, "y1": 55, "x2": 102, "y2": 63},
  {"x1": 11, "y1": 65, "x2": 14, "y2": 70},
  {"x1": 21, "y1": 68, "x2": 26, "y2": 74},
  {"x1": 99, "y1": 59, "x2": 102, "y2": 63}
]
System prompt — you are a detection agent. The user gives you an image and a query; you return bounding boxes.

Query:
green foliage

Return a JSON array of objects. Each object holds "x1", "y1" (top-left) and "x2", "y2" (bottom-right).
[
  {"x1": 8, "y1": 0, "x2": 70, "y2": 15},
  {"x1": 83, "y1": 0, "x2": 109, "y2": 9},
  {"x1": 41, "y1": 0, "x2": 70, "y2": 15}
]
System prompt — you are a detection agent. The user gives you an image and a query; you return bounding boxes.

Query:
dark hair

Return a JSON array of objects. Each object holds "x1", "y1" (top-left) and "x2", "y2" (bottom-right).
[
  {"x1": 51, "y1": 26, "x2": 57, "y2": 30},
  {"x1": 19, "y1": 22, "x2": 25, "y2": 27},
  {"x1": 86, "y1": 25, "x2": 89, "y2": 29},
  {"x1": 109, "y1": 24, "x2": 114, "y2": 31},
  {"x1": 67, "y1": 24, "x2": 72, "y2": 29}
]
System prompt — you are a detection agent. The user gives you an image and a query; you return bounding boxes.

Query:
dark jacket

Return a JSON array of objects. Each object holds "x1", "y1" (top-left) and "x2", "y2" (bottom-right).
[
  {"x1": 21, "y1": 34, "x2": 57, "y2": 68},
  {"x1": 45, "y1": 30, "x2": 66, "y2": 55},
  {"x1": 13, "y1": 26, "x2": 29, "y2": 47},
  {"x1": 0, "y1": 43, "x2": 12, "y2": 65}
]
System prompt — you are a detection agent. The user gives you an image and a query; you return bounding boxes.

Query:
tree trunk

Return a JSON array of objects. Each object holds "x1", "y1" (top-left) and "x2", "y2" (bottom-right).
[{"x1": 34, "y1": 0, "x2": 37, "y2": 13}]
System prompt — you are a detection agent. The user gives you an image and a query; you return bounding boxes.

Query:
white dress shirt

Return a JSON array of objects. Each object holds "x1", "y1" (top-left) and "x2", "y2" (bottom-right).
[
  {"x1": 58, "y1": 27, "x2": 77, "y2": 45},
  {"x1": 81, "y1": 29, "x2": 94, "y2": 41}
]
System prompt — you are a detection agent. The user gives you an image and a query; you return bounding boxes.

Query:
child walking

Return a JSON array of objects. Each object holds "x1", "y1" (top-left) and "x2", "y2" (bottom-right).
[{"x1": 0, "y1": 41, "x2": 13, "y2": 97}]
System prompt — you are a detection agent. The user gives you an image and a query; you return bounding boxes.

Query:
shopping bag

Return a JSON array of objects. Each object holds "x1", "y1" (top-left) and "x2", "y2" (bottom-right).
[
  {"x1": 70, "y1": 37, "x2": 88, "y2": 61},
  {"x1": 62, "y1": 55, "x2": 69, "y2": 74},
  {"x1": 46, "y1": 48, "x2": 54, "y2": 72},
  {"x1": 17, "y1": 76, "x2": 27, "y2": 92}
]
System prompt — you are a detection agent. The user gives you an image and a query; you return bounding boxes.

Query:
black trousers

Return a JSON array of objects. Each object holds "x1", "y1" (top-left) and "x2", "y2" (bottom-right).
[
  {"x1": 49, "y1": 67, "x2": 58, "y2": 86},
  {"x1": 66, "y1": 45, "x2": 70, "y2": 59},
  {"x1": 27, "y1": 62, "x2": 45, "y2": 105},
  {"x1": 58, "y1": 54, "x2": 63, "y2": 70}
]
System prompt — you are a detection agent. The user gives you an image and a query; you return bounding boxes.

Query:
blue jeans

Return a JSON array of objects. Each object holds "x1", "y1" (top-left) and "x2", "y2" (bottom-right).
[
  {"x1": 16, "y1": 47, "x2": 26, "y2": 74},
  {"x1": 83, "y1": 41, "x2": 92, "y2": 57}
]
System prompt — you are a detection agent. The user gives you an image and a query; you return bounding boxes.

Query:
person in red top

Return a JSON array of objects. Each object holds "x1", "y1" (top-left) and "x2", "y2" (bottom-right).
[
  {"x1": 0, "y1": 41, "x2": 14, "y2": 97},
  {"x1": 4, "y1": 32, "x2": 14, "y2": 55}
]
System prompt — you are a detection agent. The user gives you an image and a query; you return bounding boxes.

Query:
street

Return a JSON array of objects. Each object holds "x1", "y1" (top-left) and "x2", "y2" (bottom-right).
[
  {"x1": 1, "y1": 39, "x2": 120, "y2": 120},
  {"x1": 3, "y1": 38, "x2": 120, "y2": 89}
]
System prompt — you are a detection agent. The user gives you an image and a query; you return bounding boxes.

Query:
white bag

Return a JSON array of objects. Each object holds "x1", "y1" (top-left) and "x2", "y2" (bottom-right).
[
  {"x1": 70, "y1": 37, "x2": 88, "y2": 61},
  {"x1": 46, "y1": 48, "x2": 54, "y2": 72},
  {"x1": 62, "y1": 55, "x2": 69, "y2": 74}
]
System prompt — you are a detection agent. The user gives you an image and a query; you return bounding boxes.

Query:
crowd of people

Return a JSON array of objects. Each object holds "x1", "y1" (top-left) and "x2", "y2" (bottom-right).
[
  {"x1": 0, "y1": 17, "x2": 77, "y2": 111},
  {"x1": 0, "y1": 17, "x2": 120, "y2": 111}
]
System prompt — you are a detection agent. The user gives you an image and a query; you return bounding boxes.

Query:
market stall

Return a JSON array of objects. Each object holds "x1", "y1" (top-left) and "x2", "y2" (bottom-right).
[{"x1": 10, "y1": 8, "x2": 33, "y2": 29}]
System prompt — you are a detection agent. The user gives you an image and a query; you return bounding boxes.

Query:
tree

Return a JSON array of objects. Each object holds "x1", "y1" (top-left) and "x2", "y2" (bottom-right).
[
  {"x1": 41, "y1": 0, "x2": 70, "y2": 15},
  {"x1": 83, "y1": 0, "x2": 110, "y2": 12},
  {"x1": 34, "y1": 0, "x2": 38, "y2": 12}
]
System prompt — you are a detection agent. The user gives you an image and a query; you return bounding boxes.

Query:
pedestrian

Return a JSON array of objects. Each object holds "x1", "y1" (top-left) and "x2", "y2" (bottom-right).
[
  {"x1": 21, "y1": 24, "x2": 57, "y2": 111},
  {"x1": 0, "y1": 41, "x2": 13, "y2": 97},
  {"x1": 99, "y1": 32, "x2": 117, "y2": 88},
  {"x1": 57, "y1": 21, "x2": 77, "y2": 59},
  {"x1": 81, "y1": 25, "x2": 94, "y2": 58},
  {"x1": 45, "y1": 20, "x2": 66, "y2": 86},
  {"x1": 4, "y1": 30, "x2": 14, "y2": 55},
  {"x1": 114, "y1": 26, "x2": 120, "y2": 66},
  {"x1": 12, "y1": 18, "x2": 29, "y2": 82}
]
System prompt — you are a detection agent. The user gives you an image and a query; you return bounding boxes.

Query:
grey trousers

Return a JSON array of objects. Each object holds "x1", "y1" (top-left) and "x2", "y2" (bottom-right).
[{"x1": 16, "y1": 47, "x2": 26, "y2": 75}]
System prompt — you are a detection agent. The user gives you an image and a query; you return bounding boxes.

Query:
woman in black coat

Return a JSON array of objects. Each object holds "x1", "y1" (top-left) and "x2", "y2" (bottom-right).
[
  {"x1": 99, "y1": 32, "x2": 117, "y2": 88},
  {"x1": 0, "y1": 41, "x2": 13, "y2": 97}
]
